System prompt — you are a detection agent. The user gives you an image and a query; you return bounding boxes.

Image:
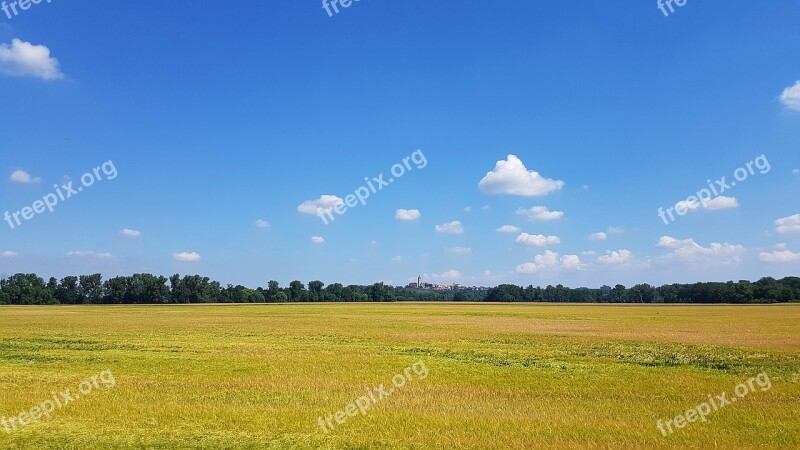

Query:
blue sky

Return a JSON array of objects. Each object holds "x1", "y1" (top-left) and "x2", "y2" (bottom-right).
[{"x1": 1, "y1": 1, "x2": 799, "y2": 288}]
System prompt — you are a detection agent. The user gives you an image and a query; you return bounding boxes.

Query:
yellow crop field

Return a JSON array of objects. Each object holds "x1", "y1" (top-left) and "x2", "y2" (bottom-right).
[{"x1": 0, "y1": 303, "x2": 798, "y2": 449}]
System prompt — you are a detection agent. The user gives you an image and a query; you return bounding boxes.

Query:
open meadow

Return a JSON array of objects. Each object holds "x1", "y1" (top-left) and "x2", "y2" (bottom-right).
[{"x1": 0, "y1": 303, "x2": 798, "y2": 449}]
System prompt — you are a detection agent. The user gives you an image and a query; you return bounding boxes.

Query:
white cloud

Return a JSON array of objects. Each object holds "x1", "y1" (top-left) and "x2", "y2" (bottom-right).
[
  {"x1": 478, "y1": 154, "x2": 564, "y2": 197},
  {"x1": 702, "y1": 196, "x2": 739, "y2": 210},
  {"x1": 775, "y1": 214, "x2": 800, "y2": 234},
  {"x1": 395, "y1": 209, "x2": 421, "y2": 221},
  {"x1": 464, "y1": 206, "x2": 472, "y2": 213},
  {"x1": 759, "y1": 250, "x2": 800, "y2": 263},
  {"x1": 391, "y1": 256, "x2": 403, "y2": 262},
  {"x1": 516, "y1": 250, "x2": 583, "y2": 275},
  {"x1": 588, "y1": 232, "x2": 607, "y2": 241},
  {"x1": 597, "y1": 249, "x2": 634, "y2": 266},
  {"x1": 297, "y1": 195, "x2": 344, "y2": 215},
  {"x1": 0, "y1": 39, "x2": 63, "y2": 80},
  {"x1": 779, "y1": 80, "x2": 800, "y2": 112},
  {"x1": 793, "y1": 169, "x2": 800, "y2": 175},
  {"x1": 9, "y1": 170, "x2": 41, "y2": 184},
  {"x1": 607, "y1": 227, "x2": 625, "y2": 235},
  {"x1": 67, "y1": 251, "x2": 112, "y2": 258},
  {"x1": 446, "y1": 247, "x2": 472, "y2": 254},
  {"x1": 439, "y1": 269, "x2": 462, "y2": 280},
  {"x1": 515, "y1": 206, "x2": 564, "y2": 221},
  {"x1": 774, "y1": 243, "x2": 788, "y2": 250},
  {"x1": 676, "y1": 196, "x2": 738, "y2": 213},
  {"x1": 120, "y1": 228, "x2": 142, "y2": 238},
  {"x1": 496, "y1": 225, "x2": 521, "y2": 233},
  {"x1": 516, "y1": 250, "x2": 560, "y2": 274},
  {"x1": 560, "y1": 254, "x2": 582, "y2": 270},
  {"x1": 656, "y1": 236, "x2": 744, "y2": 265},
  {"x1": 255, "y1": 219, "x2": 270, "y2": 229},
  {"x1": 435, "y1": 221, "x2": 464, "y2": 234},
  {"x1": 311, "y1": 236, "x2": 325, "y2": 244},
  {"x1": 656, "y1": 236, "x2": 695, "y2": 249},
  {"x1": 423, "y1": 269, "x2": 462, "y2": 281},
  {"x1": 173, "y1": 252, "x2": 201, "y2": 262},
  {"x1": 1, "y1": 251, "x2": 17, "y2": 257},
  {"x1": 515, "y1": 233, "x2": 560, "y2": 247}
]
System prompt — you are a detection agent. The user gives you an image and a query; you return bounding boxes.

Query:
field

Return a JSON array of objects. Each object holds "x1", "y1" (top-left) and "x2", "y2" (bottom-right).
[{"x1": 0, "y1": 303, "x2": 798, "y2": 449}]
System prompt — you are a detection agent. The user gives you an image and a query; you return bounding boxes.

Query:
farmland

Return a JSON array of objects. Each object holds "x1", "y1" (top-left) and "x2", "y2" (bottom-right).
[{"x1": 0, "y1": 303, "x2": 798, "y2": 449}]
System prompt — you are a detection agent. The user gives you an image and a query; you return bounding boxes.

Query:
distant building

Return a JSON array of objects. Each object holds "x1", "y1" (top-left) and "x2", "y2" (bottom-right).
[{"x1": 406, "y1": 278, "x2": 487, "y2": 291}]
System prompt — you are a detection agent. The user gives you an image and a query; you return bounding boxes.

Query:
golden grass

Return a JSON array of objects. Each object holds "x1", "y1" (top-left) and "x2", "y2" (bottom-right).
[{"x1": 0, "y1": 303, "x2": 798, "y2": 449}]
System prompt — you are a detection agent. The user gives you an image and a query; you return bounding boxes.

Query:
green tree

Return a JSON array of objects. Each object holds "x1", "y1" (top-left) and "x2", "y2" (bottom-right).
[
  {"x1": 289, "y1": 281, "x2": 306, "y2": 302},
  {"x1": 79, "y1": 274, "x2": 104, "y2": 304}
]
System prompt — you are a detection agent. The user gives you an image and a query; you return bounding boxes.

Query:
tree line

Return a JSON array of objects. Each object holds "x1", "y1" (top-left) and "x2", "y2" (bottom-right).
[
  {"x1": 0, "y1": 273, "x2": 798, "y2": 305},
  {"x1": 485, "y1": 278, "x2": 800, "y2": 303}
]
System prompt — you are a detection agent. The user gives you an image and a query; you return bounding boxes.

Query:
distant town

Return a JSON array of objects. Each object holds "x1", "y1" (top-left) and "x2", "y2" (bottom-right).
[{"x1": 405, "y1": 276, "x2": 489, "y2": 292}]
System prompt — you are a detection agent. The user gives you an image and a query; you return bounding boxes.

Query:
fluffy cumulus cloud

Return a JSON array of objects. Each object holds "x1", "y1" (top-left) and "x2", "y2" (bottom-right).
[
  {"x1": 560, "y1": 254, "x2": 582, "y2": 270},
  {"x1": 496, "y1": 225, "x2": 520, "y2": 233},
  {"x1": 255, "y1": 219, "x2": 270, "y2": 229},
  {"x1": 775, "y1": 214, "x2": 800, "y2": 234},
  {"x1": 311, "y1": 236, "x2": 325, "y2": 244},
  {"x1": 478, "y1": 155, "x2": 564, "y2": 197},
  {"x1": 656, "y1": 236, "x2": 744, "y2": 265},
  {"x1": 173, "y1": 252, "x2": 201, "y2": 262},
  {"x1": 120, "y1": 228, "x2": 142, "y2": 238},
  {"x1": 435, "y1": 220, "x2": 464, "y2": 234},
  {"x1": 780, "y1": 80, "x2": 800, "y2": 111},
  {"x1": 297, "y1": 195, "x2": 343, "y2": 215},
  {"x1": 0, "y1": 39, "x2": 63, "y2": 80},
  {"x1": 68, "y1": 251, "x2": 112, "y2": 258},
  {"x1": 588, "y1": 232, "x2": 607, "y2": 241},
  {"x1": 395, "y1": 209, "x2": 421, "y2": 221},
  {"x1": 516, "y1": 251, "x2": 581, "y2": 274},
  {"x1": 515, "y1": 206, "x2": 564, "y2": 221},
  {"x1": 596, "y1": 249, "x2": 634, "y2": 266},
  {"x1": 702, "y1": 196, "x2": 739, "y2": 211},
  {"x1": 675, "y1": 196, "x2": 738, "y2": 213},
  {"x1": 1, "y1": 250, "x2": 17, "y2": 257},
  {"x1": 516, "y1": 251, "x2": 558, "y2": 274},
  {"x1": 422, "y1": 269, "x2": 462, "y2": 281},
  {"x1": 9, "y1": 170, "x2": 41, "y2": 184},
  {"x1": 759, "y1": 250, "x2": 800, "y2": 263},
  {"x1": 438, "y1": 269, "x2": 462, "y2": 280},
  {"x1": 656, "y1": 236, "x2": 694, "y2": 249},
  {"x1": 515, "y1": 233, "x2": 560, "y2": 247}
]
